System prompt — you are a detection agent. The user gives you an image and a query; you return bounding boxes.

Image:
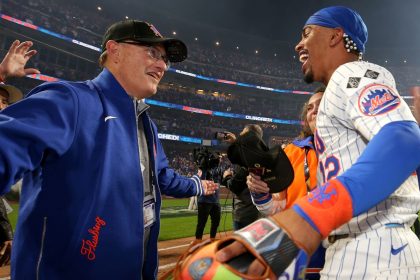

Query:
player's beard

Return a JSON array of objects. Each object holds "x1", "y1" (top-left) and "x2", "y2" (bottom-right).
[{"x1": 303, "y1": 68, "x2": 314, "y2": 84}]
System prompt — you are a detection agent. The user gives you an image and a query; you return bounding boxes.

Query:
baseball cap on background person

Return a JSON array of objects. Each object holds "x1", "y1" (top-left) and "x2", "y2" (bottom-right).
[
  {"x1": 101, "y1": 20, "x2": 188, "y2": 63},
  {"x1": 227, "y1": 130, "x2": 294, "y2": 193},
  {"x1": 0, "y1": 83, "x2": 23, "y2": 104}
]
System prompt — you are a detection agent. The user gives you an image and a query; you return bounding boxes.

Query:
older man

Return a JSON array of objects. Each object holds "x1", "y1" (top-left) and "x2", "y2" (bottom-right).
[{"x1": 0, "y1": 20, "x2": 217, "y2": 279}]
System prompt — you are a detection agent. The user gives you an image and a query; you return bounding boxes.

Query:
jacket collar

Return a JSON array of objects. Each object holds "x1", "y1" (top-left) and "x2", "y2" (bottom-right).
[
  {"x1": 292, "y1": 135, "x2": 314, "y2": 149},
  {"x1": 92, "y1": 68, "x2": 132, "y2": 102}
]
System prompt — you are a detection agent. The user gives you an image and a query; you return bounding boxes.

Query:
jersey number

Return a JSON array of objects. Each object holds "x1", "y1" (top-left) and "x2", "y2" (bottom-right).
[
  {"x1": 319, "y1": 155, "x2": 341, "y2": 183},
  {"x1": 315, "y1": 131, "x2": 341, "y2": 182}
]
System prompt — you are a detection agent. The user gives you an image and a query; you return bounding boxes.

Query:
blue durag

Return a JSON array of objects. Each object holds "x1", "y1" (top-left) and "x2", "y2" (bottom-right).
[{"x1": 305, "y1": 6, "x2": 368, "y2": 53}]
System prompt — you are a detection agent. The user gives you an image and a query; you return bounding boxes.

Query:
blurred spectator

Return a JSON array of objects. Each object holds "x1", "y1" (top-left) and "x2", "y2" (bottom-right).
[{"x1": 222, "y1": 125, "x2": 264, "y2": 230}]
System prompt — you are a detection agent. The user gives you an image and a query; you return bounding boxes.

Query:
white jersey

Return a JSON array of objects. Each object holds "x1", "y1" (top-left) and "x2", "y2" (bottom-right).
[{"x1": 315, "y1": 61, "x2": 420, "y2": 236}]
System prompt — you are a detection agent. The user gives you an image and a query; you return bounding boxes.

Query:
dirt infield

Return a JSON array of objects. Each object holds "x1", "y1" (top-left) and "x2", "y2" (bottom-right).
[{"x1": 157, "y1": 231, "x2": 232, "y2": 279}]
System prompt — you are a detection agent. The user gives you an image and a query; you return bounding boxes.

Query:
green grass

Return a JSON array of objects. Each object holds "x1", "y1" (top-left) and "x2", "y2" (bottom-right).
[
  {"x1": 161, "y1": 198, "x2": 190, "y2": 208},
  {"x1": 9, "y1": 203, "x2": 19, "y2": 230},
  {"x1": 159, "y1": 212, "x2": 233, "y2": 241}
]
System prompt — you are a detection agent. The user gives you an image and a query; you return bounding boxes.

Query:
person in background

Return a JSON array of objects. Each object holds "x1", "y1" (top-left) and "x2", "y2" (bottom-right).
[
  {"x1": 0, "y1": 83, "x2": 23, "y2": 267},
  {"x1": 247, "y1": 87, "x2": 325, "y2": 279},
  {"x1": 192, "y1": 153, "x2": 226, "y2": 245},
  {"x1": 0, "y1": 39, "x2": 38, "y2": 272},
  {"x1": 222, "y1": 124, "x2": 264, "y2": 230}
]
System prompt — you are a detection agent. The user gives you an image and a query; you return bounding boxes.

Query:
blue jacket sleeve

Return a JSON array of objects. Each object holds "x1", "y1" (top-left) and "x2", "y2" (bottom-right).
[
  {"x1": 0, "y1": 82, "x2": 78, "y2": 193},
  {"x1": 337, "y1": 121, "x2": 420, "y2": 216},
  {"x1": 151, "y1": 122, "x2": 203, "y2": 197}
]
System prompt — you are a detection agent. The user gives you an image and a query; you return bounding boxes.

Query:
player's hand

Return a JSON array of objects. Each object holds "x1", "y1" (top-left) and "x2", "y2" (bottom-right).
[
  {"x1": 175, "y1": 217, "x2": 308, "y2": 279},
  {"x1": 0, "y1": 40, "x2": 40, "y2": 82},
  {"x1": 0, "y1": 240, "x2": 12, "y2": 266},
  {"x1": 201, "y1": 180, "x2": 218, "y2": 195},
  {"x1": 247, "y1": 173, "x2": 270, "y2": 193},
  {"x1": 216, "y1": 239, "x2": 267, "y2": 276}
]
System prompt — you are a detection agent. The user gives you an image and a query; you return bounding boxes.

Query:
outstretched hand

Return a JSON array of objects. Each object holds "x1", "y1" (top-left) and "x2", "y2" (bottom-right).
[
  {"x1": 0, "y1": 40, "x2": 40, "y2": 82},
  {"x1": 201, "y1": 180, "x2": 218, "y2": 195}
]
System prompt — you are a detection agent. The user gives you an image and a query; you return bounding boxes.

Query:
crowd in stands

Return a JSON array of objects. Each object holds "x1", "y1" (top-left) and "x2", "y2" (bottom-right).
[
  {"x1": 165, "y1": 149, "x2": 198, "y2": 177},
  {"x1": 149, "y1": 106, "x2": 301, "y2": 140},
  {"x1": 155, "y1": 82, "x2": 307, "y2": 121},
  {"x1": 2, "y1": 0, "x2": 420, "y2": 97},
  {"x1": 2, "y1": 0, "x2": 105, "y2": 46}
]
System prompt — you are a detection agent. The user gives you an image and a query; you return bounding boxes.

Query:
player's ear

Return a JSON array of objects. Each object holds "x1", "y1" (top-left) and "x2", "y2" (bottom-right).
[{"x1": 330, "y1": 28, "x2": 344, "y2": 47}]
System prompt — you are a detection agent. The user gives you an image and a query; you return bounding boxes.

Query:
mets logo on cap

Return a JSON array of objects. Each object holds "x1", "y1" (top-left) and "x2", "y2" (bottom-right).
[
  {"x1": 358, "y1": 84, "x2": 401, "y2": 116},
  {"x1": 146, "y1": 22, "x2": 162, "y2": 38}
]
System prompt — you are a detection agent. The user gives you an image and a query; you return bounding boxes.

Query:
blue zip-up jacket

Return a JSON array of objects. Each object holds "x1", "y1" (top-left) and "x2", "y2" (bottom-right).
[{"x1": 0, "y1": 69, "x2": 204, "y2": 279}]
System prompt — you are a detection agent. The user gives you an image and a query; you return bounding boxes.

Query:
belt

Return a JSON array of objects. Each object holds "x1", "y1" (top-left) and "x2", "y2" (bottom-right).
[{"x1": 327, "y1": 234, "x2": 349, "y2": 244}]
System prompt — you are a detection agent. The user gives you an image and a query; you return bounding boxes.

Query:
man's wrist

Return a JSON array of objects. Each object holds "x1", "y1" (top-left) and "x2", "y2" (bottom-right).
[{"x1": 270, "y1": 208, "x2": 322, "y2": 255}]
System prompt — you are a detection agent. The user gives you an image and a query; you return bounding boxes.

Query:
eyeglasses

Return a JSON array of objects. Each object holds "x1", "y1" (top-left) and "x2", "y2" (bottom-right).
[{"x1": 119, "y1": 41, "x2": 170, "y2": 70}]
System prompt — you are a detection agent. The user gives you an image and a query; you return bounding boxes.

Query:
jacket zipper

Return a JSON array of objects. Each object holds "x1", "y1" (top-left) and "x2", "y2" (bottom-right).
[
  {"x1": 146, "y1": 115, "x2": 161, "y2": 278},
  {"x1": 134, "y1": 100, "x2": 146, "y2": 278},
  {"x1": 36, "y1": 217, "x2": 47, "y2": 280}
]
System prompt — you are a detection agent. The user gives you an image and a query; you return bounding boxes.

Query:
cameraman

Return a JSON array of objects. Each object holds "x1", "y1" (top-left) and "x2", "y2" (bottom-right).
[
  {"x1": 192, "y1": 148, "x2": 226, "y2": 244},
  {"x1": 222, "y1": 125, "x2": 263, "y2": 229}
]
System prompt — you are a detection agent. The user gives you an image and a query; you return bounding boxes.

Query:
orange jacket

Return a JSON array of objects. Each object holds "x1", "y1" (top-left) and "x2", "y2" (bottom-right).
[{"x1": 277, "y1": 136, "x2": 318, "y2": 209}]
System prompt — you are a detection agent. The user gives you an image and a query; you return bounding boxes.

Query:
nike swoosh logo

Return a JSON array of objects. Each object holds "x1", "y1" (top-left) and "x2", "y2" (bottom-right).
[
  {"x1": 104, "y1": 116, "x2": 117, "y2": 122},
  {"x1": 391, "y1": 243, "x2": 408, "y2": 255}
]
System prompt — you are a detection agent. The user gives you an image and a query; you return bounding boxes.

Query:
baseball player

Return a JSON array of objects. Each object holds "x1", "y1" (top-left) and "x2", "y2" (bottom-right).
[{"x1": 176, "y1": 6, "x2": 420, "y2": 280}]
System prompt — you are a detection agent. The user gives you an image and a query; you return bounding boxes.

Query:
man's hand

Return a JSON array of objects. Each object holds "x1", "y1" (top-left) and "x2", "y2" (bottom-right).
[
  {"x1": 247, "y1": 173, "x2": 270, "y2": 193},
  {"x1": 224, "y1": 132, "x2": 236, "y2": 144},
  {"x1": 201, "y1": 180, "x2": 218, "y2": 195},
  {"x1": 0, "y1": 40, "x2": 40, "y2": 82},
  {"x1": 223, "y1": 168, "x2": 232, "y2": 178},
  {"x1": 0, "y1": 240, "x2": 12, "y2": 266}
]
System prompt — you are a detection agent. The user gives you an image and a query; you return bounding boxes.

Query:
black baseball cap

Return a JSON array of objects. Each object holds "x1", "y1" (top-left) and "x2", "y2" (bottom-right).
[
  {"x1": 227, "y1": 131, "x2": 294, "y2": 193},
  {"x1": 101, "y1": 20, "x2": 188, "y2": 63}
]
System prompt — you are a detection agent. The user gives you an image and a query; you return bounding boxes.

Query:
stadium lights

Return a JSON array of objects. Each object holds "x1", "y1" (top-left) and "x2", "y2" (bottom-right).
[
  {"x1": 125, "y1": 16, "x2": 129, "y2": 19},
  {"x1": 385, "y1": 60, "x2": 388, "y2": 63},
  {"x1": 236, "y1": 46, "x2": 239, "y2": 50},
  {"x1": 97, "y1": 6, "x2": 102, "y2": 11},
  {"x1": 215, "y1": 41, "x2": 220, "y2": 46},
  {"x1": 194, "y1": 37, "x2": 198, "y2": 41},
  {"x1": 255, "y1": 50, "x2": 259, "y2": 54},
  {"x1": 404, "y1": 60, "x2": 407, "y2": 63},
  {"x1": 172, "y1": 31, "x2": 177, "y2": 35},
  {"x1": 274, "y1": 53, "x2": 277, "y2": 57}
]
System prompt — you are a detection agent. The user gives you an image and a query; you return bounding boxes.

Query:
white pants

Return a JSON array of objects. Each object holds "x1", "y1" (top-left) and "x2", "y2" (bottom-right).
[{"x1": 321, "y1": 225, "x2": 420, "y2": 279}]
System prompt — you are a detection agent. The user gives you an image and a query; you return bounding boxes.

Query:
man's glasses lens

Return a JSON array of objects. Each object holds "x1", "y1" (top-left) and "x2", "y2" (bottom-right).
[
  {"x1": 148, "y1": 47, "x2": 170, "y2": 69},
  {"x1": 119, "y1": 41, "x2": 170, "y2": 69}
]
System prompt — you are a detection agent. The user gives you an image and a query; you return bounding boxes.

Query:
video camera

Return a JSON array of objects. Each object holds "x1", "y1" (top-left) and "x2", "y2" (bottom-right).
[{"x1": 193, "y1": 147, "x2": 220, "y2": 170}]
